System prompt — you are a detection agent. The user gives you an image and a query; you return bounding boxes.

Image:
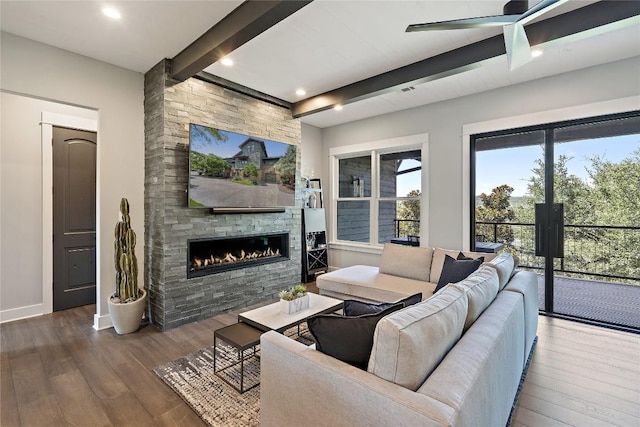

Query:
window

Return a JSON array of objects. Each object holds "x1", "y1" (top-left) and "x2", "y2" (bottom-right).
[
  {"x1": 471, "y1": 111, "x2": 640, "y2": 327},
  {"x1": 337, "y1": 155, "x2": 371, "y2": 242},
  {"x1": 331, "y1": 135, "x2": 425, "y2": 247},
  {"x1": 378, "y1": 151, "x2": 421, "y2": 243}
]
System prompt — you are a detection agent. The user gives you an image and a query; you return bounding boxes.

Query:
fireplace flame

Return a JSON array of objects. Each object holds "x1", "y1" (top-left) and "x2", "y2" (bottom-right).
[{"x1": 192, "y1": 247, "x2": 281, "y2": 270}]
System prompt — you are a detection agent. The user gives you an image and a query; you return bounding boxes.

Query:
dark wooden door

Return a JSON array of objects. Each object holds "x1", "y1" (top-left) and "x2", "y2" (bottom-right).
[{"x1": 53, "y1": 127, "x2": 97, "y2": 311}]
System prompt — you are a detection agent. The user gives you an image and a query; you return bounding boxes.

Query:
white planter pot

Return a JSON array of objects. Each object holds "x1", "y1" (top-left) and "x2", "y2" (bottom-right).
[
  {"x1": 108, "y1": 289, "x2": 147, "y2": 334},
  {"x1": 280, "y1": 294, "x2": 310, "y2": 314}
]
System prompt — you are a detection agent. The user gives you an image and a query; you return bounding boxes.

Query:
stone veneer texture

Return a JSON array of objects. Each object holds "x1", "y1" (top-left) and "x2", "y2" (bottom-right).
[{"x1": 144, "y1": 60, "x2": 302, "y2": 330}]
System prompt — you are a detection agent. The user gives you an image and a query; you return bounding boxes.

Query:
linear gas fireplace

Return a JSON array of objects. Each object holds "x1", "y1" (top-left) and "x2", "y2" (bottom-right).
[{"x1": 187, "y1": 232, "x2": 290, "y2": 279}]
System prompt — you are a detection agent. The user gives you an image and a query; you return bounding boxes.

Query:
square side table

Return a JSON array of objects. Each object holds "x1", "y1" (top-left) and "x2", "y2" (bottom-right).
[{"x1": 213, "y1": 322, "x2": 263, "y2": 393}]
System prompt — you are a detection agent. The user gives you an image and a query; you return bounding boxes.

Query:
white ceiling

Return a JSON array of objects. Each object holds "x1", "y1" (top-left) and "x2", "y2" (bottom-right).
[
  {"x1": 2, "y1": 1, "x2": 639, "y2": 128},
  {"x1": 0, "y1": 1, "x2": 244, "y2": 73}
]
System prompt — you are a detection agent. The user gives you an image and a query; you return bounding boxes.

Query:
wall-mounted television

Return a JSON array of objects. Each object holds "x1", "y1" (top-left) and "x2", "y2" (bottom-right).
[{"x1": 188, "y1": 123, "x2": 297, "y2": 213}]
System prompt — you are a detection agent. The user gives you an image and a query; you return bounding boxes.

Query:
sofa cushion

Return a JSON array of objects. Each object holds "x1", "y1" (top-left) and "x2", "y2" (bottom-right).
[
  {"x1": 367, "y1": 285, "x2": 468, "y2": 391},
  {"x1": 316, "y1": 265, "x2": 436, "y2": 302},
  {"x1": 450, "y1": 265, "x2": 499, "y2": 330},
  {"x1": 484, "y1": 252, "x2": 516, "y2": 290},
  {"x1": 379, "y1": 243, "x2": 433, "y2": 282},
  {"x1": 415, "y1": 291, "x2": 525, "y2": 427},
  {"x1": 434, "y1": 255, "x2": 483, "y2": 294},
  {"x1": 430, "y1": 248, "x2": 496, "y2": 283},
  {"x1": 307, "y1": 304, "x2": 404, "y2": 369},
  {"x1": 344, "y1": 293, "x2": 422, "y2": 316}
]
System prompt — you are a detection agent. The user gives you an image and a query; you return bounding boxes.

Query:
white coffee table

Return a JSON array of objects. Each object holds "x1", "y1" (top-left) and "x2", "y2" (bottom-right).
[{"x1": 238, "y1": 293, "x2": 342, "y2": 333}]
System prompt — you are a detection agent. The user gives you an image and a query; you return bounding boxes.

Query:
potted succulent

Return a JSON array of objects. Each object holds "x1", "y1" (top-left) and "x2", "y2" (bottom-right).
[
  {"x1": 279, "y1": 284, "x2": 309, "y2": 314},
  {"x1": 108, "y1": 198, "x2": 146, "y2": 334}
]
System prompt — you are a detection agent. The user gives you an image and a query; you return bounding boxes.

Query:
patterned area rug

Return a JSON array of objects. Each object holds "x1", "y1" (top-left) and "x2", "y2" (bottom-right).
[{"x1": 153, "y1": 326, "x2": 314, "y2": 427}]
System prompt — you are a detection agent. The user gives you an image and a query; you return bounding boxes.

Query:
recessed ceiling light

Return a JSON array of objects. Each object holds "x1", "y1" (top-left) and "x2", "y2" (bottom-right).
[
  {"x1": 334, "y1": 105, "x2": 343, "y2": 111},
  {"x1": 531, "y1": 49, "x2": 543, "y2": 58},
  {"x1": 296, "y1": 89, "x2": 306, "y2": 96},
  {"x1": 102, "y1": 7, "x2": 121, "y2": 19},
  {"x1": 220, "y1": 57, "x2": 233, "y2": 66}
]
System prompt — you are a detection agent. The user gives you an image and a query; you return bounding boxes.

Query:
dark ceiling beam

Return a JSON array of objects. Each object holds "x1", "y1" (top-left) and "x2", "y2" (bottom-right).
[
  {"x1": 292, "y1": 1, "x2": 640, "y2": 118},
  {"x1": 194, "y1": 71, "x2": 291, "y2": 109},
  {"x1": 170, "y1": 0, "x2": 313, "y2": 81}
]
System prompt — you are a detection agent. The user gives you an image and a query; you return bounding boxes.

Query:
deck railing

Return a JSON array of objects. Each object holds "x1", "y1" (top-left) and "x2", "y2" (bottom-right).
[
  {"x1": 395, "y1": 218, "x2": 420, "y2": 238},
  {"x1": 394, "y1": 218, "x2": 639, "y2": 283},
  {"x1": 475, "y1": 221, "x2": 640, "y2": 283}
]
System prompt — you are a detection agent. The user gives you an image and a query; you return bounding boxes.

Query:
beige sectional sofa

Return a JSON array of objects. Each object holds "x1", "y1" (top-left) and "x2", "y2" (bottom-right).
[
  {"x1": 315, "y1": 245, "x2": 499, "y2": 302},
  {"x1": 260, "y1": 244, "x2": 538, "y2": 427}
]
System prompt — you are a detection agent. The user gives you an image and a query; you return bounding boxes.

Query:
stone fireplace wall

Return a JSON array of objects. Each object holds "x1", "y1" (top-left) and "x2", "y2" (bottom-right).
[{"x1": 144, "y1": 60, "x2": 302, "y2": 330}]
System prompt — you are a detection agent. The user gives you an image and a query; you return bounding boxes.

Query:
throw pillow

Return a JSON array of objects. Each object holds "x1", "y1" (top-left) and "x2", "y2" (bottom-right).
[
  {"x1": 485, "y1": 252, "x2": 515, "y2": 290},
  {"x1": 429, "y1": 249, "x2": 496, "y2": 283},
  {"x1": 456, "y1": 251, "x2": 485, "y2": 262},
  {"x1": 433, "y1": 255, "x2": 483, "y2": 294},
  {"x1": 378, "y1": 244, "x2": 433, "y2": 281},
  {"x1": 397, "y1": 292, "x2": 423, "y2": 308},
  {"x1": 307, "y1": 304, "x2": 403, "y2": 369},
  {"x1": 368, "y1": 285, "x2": 468, "y2": 391},
  {"x1": 343, "y1": 293, "x2": 422, "y2": 316},
  {"x1": 450, "y1": 265, "x2": 499, "y2": 330}
]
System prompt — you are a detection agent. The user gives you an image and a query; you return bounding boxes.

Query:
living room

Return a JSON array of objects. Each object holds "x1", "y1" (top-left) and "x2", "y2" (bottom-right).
[{"x1": 1, "y1": 1, "x2": 639, "y2": 426}]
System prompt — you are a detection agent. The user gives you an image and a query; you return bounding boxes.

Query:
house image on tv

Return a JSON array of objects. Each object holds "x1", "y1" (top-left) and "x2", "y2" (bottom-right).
[{"x1": 226, "y1": 137, "x2": 282, "y2": 183}]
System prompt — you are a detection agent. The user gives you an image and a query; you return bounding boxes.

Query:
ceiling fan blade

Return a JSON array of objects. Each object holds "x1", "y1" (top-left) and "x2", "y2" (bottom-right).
[
  {"x1": 517, "y1": 0, "x2": 570, "y2": 25},
  {"x1": 406, "y1": 15, "x2": 519, "y2": 32},
  {"x1": 503, "y1": 23, "x2": 532, "y2": 70}
]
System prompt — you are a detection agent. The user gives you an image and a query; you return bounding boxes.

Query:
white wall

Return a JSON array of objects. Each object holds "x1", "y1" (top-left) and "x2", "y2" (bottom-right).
[
  {"x1": 301, "y1": 123, "x2": 323, "y2": 181},
  {"x1": 0, "y1": 93, "x2": 98, "y2": 320},
  {"x1": 0, "y1": 32, "x2": 144, "y2": 328},
  {"x1": 318, "y1": 56, "x2": 640, "y2": 269}
]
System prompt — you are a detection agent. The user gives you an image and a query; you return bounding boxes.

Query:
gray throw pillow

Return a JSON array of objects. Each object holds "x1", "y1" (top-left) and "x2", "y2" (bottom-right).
[
  {"x1": 343, "y1": 293, "x2": 422, "y2": 316},
  {"x1": 433, "y1": 255, "x2": 483, "y2": 294}
]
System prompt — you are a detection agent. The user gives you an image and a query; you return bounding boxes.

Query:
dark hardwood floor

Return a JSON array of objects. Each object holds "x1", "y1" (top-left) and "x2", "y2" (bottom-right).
[
  {"x1": 1, "y1": 303, "x2": 228, "y2": 427},
  {"x1": 1, "y1": 283, "x2": 638, "y2": 426}
]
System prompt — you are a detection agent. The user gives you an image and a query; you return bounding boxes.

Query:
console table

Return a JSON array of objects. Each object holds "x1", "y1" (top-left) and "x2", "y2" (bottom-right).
[
  {"x1": 475, "y1": 242, "x2": 504, "y2": 253},
  {"x1": 390, "y1": 236, "x2": 420, "y2": 246}
]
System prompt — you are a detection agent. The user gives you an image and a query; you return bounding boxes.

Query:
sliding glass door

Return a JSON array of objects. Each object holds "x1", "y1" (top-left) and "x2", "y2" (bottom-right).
[{"x1": 472, "y1": 112, "x2": 640, "y2": 331}]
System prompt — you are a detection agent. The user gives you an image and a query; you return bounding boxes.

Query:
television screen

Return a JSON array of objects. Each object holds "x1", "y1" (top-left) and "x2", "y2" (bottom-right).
[{"x1": 188, "y1": 123, "x2": 297, "y2": 211}]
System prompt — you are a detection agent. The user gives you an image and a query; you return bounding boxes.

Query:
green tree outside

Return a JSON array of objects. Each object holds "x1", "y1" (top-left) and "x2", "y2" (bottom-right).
[
  {"x1": 274, "y1": 145, "x2": 297, "y2": 186},
  {"x1": 190, "y1": 151, "x2": 230, "y2": 177},
  {"x1": 585, "y1": 149, "x2": 640, "y2": 278},
  {"x1": 587, "y1": 149, "x2": 640, "y2": 227},
  {"x1": 397, "y1": 190, "x2": 420, "y2": 236},
  {"x1": 190, "y1": 124, "x2": 228, "y2": 151},
  {"x1": 515, "y1": 154, "x2": 592, "y2": 226},
  {"x1": 479, "y1": 149, "x2": 640, "y2": 283},
  {"x1": 476, "y1": 184, "x2": 516, "y2": 245},
  {"x1": 242, "y1": 163, "x2": 259, "y2": 184}
]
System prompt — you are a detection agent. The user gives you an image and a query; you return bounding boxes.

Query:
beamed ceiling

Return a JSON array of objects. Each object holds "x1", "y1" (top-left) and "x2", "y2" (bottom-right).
[{"x1": 2, "y1": 1, "x2": 639, "y2": 128}]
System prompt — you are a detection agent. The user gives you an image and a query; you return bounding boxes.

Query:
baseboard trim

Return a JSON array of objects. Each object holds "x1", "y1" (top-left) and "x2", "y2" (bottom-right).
[
  {"x1": 93, "y1": 313, "x2": 113, "y2": 331},
  {"x1": 0, "y1": 303, "x2": 45, "y2": 324}
]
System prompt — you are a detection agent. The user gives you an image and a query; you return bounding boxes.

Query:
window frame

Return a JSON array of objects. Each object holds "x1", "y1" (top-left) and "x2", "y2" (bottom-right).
[
  {"x1": 461, "y1": 97, "x2": 638, "y2": 252},
  {"x1": 329, "y1": 134, "x2": 428, "y2": 250}
]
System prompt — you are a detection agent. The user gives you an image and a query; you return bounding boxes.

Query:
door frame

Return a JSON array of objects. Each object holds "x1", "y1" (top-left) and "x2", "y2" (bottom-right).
[
  {"x1": 461, "y1": 96, "x2": 638, "y2": 252},
  {"x1": 41, "y1": 111, "x2": 98, "y2": 314}
]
